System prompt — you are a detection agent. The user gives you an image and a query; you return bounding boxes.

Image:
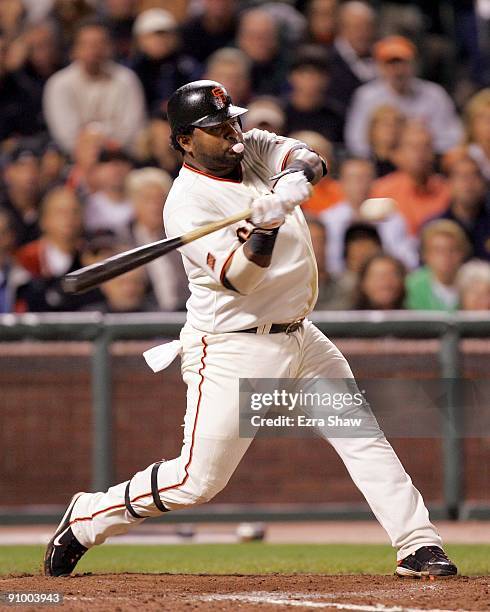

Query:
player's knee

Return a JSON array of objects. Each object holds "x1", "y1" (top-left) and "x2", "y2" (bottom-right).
[{"x1": 185, "y1": 474, "x2": 228, "y2": 505}]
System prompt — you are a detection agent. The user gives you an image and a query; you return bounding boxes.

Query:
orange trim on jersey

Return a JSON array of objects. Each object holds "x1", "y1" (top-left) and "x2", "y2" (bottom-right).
[
  {"x1": 70, "y1": 336, "x2": 208, "y2": 524},
  {"x1": 220, "y1": 247, "x2": 239, "y2": 285},
  {"x1": 280, "y1": 147, "x2": 296, "y2": 171},
  {"x1": 70, "y1": 503, "x2": 126, "y2": 526},
  {"x1": 183, "y1": 162, "x2": 242, "y2": 183}
]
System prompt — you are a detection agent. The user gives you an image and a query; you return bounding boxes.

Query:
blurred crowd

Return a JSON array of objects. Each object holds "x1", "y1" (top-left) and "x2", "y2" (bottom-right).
[{"x1": 0, "y1": 0, "x2": 490, "y2": 314}]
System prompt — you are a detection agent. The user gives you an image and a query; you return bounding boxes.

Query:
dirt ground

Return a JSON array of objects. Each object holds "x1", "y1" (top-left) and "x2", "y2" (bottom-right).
[{"x1": 1, "y1": 574, "x2": 488, "y2": 611}]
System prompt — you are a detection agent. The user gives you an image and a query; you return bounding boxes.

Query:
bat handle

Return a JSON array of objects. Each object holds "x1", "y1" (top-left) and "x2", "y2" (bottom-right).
[{"x1": 182, "y1": 207, "x2": 253, "y2": 245}]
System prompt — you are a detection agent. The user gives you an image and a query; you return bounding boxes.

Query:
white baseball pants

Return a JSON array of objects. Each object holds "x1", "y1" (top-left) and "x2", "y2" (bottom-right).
[{"x1": 71, "y1": 320, "x2": 442, "y2": 559}]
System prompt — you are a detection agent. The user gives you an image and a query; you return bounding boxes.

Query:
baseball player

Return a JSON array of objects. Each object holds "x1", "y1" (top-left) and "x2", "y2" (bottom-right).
[{"x1": 45, "y1": 80, "x2": 457, "y2": 579}]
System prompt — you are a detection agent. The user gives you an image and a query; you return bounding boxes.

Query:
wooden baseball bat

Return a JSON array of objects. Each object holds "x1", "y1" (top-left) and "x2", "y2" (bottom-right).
[{"x1": 62, "y1": 207, "x2": 252, "y2": 294}]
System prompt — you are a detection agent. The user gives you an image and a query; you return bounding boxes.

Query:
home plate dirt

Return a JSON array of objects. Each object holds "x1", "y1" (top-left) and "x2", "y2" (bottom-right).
[{"x1": 1, "y1": 575, "x2": 488, "y2": 611}]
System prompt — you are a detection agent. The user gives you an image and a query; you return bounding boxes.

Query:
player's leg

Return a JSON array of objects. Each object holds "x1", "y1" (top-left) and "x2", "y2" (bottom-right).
[
  {"x1": 45, "y1": 327, "x2": 298, "y2": 575},
  {"x1": 295, "y1": 320, "x2": 456, "y2": 577}
]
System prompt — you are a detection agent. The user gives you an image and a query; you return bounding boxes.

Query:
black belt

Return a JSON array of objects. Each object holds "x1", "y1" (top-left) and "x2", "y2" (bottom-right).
[{"x1": 239, "y1": 320, "x2": 304, "y2": 335}]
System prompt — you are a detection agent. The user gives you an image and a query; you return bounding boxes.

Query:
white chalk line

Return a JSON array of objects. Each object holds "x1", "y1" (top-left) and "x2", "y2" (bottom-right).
[{"x1": 200, "y1": 592, "x2": 475, "y2": 612}]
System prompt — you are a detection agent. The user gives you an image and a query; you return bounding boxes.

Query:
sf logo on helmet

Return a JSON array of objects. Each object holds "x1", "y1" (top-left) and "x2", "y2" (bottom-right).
[{"x1": 212, "y1": 87, "x2": 227, "y2": 109}]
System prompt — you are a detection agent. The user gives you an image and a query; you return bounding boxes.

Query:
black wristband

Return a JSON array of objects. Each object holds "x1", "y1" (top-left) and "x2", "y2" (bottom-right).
[
  {"x1": 249, "y1": 227, "x2": 280, "y2": 256},
  {"x1": 284, "y1": 161, "x2": 315, "y2": 183}
]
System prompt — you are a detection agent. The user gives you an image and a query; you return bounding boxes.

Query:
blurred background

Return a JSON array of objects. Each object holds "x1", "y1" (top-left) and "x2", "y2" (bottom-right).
[{"x1": 0, "y1": 0, "x2": 489, "y2": 530}]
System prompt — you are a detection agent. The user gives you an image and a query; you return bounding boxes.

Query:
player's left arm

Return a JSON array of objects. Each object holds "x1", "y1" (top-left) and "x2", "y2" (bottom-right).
[
  {"x1": 274, "y1": 143, "x2": 327, "y2": 186},
  {"x1": 248, "y1": 130, "x2": 327, "y2": 210},
  {"x1": 266, "y1": 144, "x2": 326, "y2": 220}
]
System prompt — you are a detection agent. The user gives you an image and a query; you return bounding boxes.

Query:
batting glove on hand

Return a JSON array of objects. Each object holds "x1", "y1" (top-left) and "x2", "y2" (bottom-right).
[
  {"x1": 251, "y1": 194, "x2": 287, "y2": 229},
  {"x1": 272, "y1": 171, "x2": 313, "y2": 211}
]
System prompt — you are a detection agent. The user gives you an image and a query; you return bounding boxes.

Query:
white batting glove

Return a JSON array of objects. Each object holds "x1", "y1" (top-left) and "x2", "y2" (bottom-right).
[
  {"x1": 251, "y1": 194, "x2": 287, "y2": 229},
  {"x1": 273, "y1": 171, "x2": 313, "y2": 211}
]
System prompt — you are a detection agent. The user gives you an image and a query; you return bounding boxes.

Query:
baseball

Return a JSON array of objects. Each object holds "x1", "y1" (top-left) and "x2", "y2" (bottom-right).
[
  {"x1": 232, "y1": 142, "x2": 245, "y2": 154},
  {"x1": 359, "y1": 197, "x2": 397, "y2": 222},
  {"x1": 236, "y1": 522, "x2": 266, "y2": 542}
]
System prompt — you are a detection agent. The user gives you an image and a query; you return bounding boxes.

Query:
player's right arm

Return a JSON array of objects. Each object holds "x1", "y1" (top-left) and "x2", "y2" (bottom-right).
[
  {"x1": 221, "y1": 196, "x2": 284, "y2": 294},
  {"x1": 163, "y1": 188, "x2": 285, "y2": 296}
]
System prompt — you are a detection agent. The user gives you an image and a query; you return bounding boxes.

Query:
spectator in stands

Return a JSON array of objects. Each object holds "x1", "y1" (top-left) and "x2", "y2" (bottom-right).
[
  {"x1": 0, "y1": 0, "x2": 26, "y2": 40},
  {"x1": 81, "y1": 240, "x2": 157, "y2": 313},
  {"x1": 127, "y1": 167, "x2": 188, "y2": 311},
  {"x1": 20, "y1": 0, "x2": 53, "y2": 24},
  {"x1": 79, "y1": 229, "x2": 116, "y2": 267},
  {"x1": 285, "y1": 45, "x2": 344, "y2": 143},
  {"x1": 180, "y1": 0, "x2": 237, "y2": 64},
  {"x1": 306, "y1": 0, "x2": 338, "y2": 47},
  {"x1": 334, "y1": 222, "x2": 383, "y2": 308},
  {"x1": 0, "y1": 145, "x2": 42, "y2": 245},
  {"x1": 236, "y1": 9, "x2": 286, "y2": 97},
  {"x1": 345, "y1": 35, "x2": 463, "y2": 157},
  {"x1": 39, "y1": 142, "x2": 67, "y2": 192},
  {"x1": 0, "y1": 34, "x2": 42, "y2": 141},
  {"x1": 135, "y1": 113, "x2": 180, "y2": 178},
  {"x1": 454, "y1": 0, "x2": 490, "y2": 89},
  {"x1": 289, "y1": 130, "x2": 343, "y2": 215},
  {"x1": 306, "y1": 216, "x2": 350, "y2": 310},
  {"x1": 367, "y1": 105, "x2": 406, "y2": 177},
  {"x1": 456, "y1": 259, "x2": 490, "y2": 311},
  {"x1": 405, "y1": 220, "x2": 471, "y2": 311},
  {"x1": 205, "y1": 48, "x2": 251, "y2": 108},
  {"x1": 371, "y1": 123, "x2": 451, "y2": 236},
  {"x1": 43, "y1": 19, "x2": 146, "y2": 155},
  {"x1": 430, "y1": 157, "x2": 490, "y2": 261},
  {"x1": 354, "y1": 253, "x2": 406, "y2": 310},
  {"x1": 84, "y1": 148, "x2": 134, "y2": 238},
  {"x1": 65, "y1": 124, "x2": 106, "y2": 196},
  {"x1": 16, "y1": 186, "x2": 81, "y2": 278},
  {"x1": 7, "y1": 22, "x2": 62, "y2": 132},
  {"x1": 447, "y1": 88, "x2": 490, "y2": 184},
  {"x1": 129, "y1": 9, "x2": 200, "y2": 114},
  {"x1": 16, "y1": 186, "x2": 101, "y2": 311},
  {"x1": 321, "y1": 158, "x2": 417, "y2": 275},
  {"x1": 90, "y1": 266, "x2": 156, "y2": 313},
  {"x1": 49, "y1": 0, "x2": 96, "y2": 53},
  {"x1": 243, "y1": 97, "x2": 286, "y2": 134},
  {"x1": 100, "y1": 0, "x2": 137, "y2": 62},
  {"x1": 0, "y1": 208, "x2": 30, "y2": 313},
  {"x1": 328, "y1": 1, "x2": 378, "y2": 111}
]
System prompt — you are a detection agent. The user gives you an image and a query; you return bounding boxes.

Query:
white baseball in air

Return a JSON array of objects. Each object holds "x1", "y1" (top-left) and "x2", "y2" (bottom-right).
[
  {"x1": 359, "y1": 197, "x2": 397, "y2": 222},
  {"x1": 236, "y1": 522, "x2": 266, "y2": 542},
  {"x1": 232, "y1": 142, "x2": 245, "y2": 153}
]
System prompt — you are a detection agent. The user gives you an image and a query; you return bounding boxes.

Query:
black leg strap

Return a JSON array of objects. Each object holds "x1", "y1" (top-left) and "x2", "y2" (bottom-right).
[
  {"x1": 125, "y1": 479, "x2": 143, "y2": 519},
  {"x1": 151, "y1": 460, "x2": 170, "y2": 513}
]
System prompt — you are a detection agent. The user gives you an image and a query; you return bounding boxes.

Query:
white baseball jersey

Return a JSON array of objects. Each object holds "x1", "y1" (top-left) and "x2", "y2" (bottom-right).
[{"x1": 163, "y1": 129, "x2": 318, "y2": 333}]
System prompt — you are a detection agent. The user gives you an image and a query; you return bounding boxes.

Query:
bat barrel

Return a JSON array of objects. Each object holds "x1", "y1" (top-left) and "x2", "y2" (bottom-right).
[
  {"x1": 62, "y1": 236, "x2": 182, "y2": 294},
  {"x1": 62, "y1": 206, "x2": 252, "y2": 295}
]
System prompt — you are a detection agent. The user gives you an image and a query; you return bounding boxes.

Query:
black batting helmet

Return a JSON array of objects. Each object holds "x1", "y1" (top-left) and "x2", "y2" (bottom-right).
[{"x1": 167, "y1": 80, "x2": 248, "y2": 149}]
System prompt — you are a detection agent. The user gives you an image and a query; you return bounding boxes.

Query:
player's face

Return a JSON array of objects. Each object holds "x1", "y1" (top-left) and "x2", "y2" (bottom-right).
[{"x1": 184, "y1": 118, "x2": 244, "y2": 174}]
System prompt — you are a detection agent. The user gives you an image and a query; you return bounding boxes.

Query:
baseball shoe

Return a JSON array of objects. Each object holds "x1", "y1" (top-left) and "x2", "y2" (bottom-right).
[
  {"x1": 396, "y1": 546, "x2": 457, "y2": 578},
  {"x1": 44, "y1": 492, "x2": 88, "y2": 577}
]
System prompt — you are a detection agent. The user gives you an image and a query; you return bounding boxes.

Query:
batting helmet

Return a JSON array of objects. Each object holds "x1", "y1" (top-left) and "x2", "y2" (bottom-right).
[{"x1": 167, "y1": 80, "x2": 248, "y2": 141}]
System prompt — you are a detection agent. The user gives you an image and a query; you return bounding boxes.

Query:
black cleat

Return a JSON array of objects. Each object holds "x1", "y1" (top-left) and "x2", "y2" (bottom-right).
[
  {"x1": 44, "y1": 492, "x2": 88, "y2": 576},
  {"x1": 396, "y1": 545, "x2": 458, "y2": 578}
]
